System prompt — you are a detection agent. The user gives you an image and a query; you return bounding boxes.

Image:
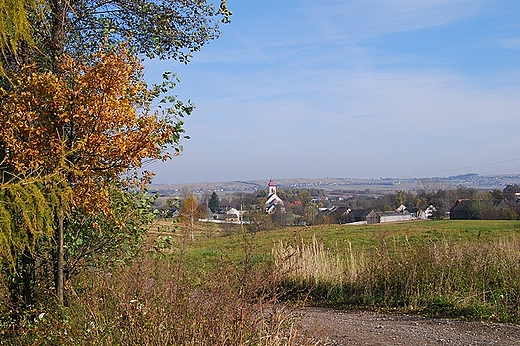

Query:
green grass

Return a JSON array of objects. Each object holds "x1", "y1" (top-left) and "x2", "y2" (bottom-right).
[
  {"x1": 3, "y1": 219, "x2": 519, "y2": 344},
  {"x1": 175, "y1": 220, "x2": 520, "y2": 265}
]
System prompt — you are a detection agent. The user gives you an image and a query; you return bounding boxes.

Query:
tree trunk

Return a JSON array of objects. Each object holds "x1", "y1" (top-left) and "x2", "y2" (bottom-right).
[
  {"x1": 7, "y1": 248, "x2": 36, "y2": 326},
  {"x1": 57, "y1": 207, "x2": 64, "y2": 305},
  {"x1": 50, "y1": 0, "x2": 66, "y2": 54},
  {"x1": 191, "y1": 216, "x2": 194, "y2": 242}
]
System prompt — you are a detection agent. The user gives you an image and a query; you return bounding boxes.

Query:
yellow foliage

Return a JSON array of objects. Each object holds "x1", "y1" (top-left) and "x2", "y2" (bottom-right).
[
  {"x1": 0, "y1": 44, "x2": 180, "y2": 214},
  {"x1": 0, "y1": 0, "x2": 46, "y2": 73}
]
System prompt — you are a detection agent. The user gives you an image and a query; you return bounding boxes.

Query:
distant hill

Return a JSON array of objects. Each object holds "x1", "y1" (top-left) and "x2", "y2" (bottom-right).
[{"x1": 150, "y1": 174, "x2": 520, "y2": 196}]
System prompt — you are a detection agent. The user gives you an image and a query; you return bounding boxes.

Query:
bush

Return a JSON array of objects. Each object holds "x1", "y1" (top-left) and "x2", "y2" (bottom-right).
[{"x1": 1, "y1": 250, "x2": 317, "y2": 345}]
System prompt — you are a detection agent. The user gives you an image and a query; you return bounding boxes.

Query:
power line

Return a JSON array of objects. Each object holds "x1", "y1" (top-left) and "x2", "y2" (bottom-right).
[{"x1": 480, "y1": 166, "x2": 520, "y2": 176}]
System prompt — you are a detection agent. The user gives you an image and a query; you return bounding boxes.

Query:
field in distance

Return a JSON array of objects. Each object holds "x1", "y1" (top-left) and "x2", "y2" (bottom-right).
[{"x1": 151, "y1": 174, "x2": 520, "y2": 196}]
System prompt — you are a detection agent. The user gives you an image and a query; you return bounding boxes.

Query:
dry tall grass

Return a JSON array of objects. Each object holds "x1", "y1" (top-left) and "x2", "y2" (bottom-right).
[
  {"x1": 273, "y1": 236, "x2": 366, "y2": 286},
  {"x1": 274, "y1": 235, "x2": 520, "y2": 322}
]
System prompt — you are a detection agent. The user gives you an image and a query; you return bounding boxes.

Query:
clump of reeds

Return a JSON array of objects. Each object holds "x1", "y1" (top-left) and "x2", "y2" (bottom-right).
[{"x1": 273, "y1": 236, "x2": 366, "y2": 287}]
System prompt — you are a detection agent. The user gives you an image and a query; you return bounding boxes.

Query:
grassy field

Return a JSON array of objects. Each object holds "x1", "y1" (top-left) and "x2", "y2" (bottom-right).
[
  {"x1": 4, "y1": 219, "x2": 519, "y2": 344},
  {"x1": 154, "y1": 219, "x2": 520, "y2": 323},
  {"x1": 156, "y1": 219, "x2": 520, "y2": 265}
]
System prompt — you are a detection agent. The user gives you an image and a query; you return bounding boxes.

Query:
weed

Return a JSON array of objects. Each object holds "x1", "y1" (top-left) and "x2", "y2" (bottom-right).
[{"x1": 0, "y1": 233, "x2": 320, "y2": 345}]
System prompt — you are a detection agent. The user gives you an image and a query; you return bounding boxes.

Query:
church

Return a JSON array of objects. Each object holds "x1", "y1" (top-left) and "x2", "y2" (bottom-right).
[{"x1": 265, "y1": 179, "x2": 285, "y2": 214}]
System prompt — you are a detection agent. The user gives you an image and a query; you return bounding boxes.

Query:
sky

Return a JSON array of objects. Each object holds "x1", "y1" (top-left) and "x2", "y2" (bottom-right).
[{"x1": 144, "y1": 0, "x2": 520, "y2": 185}]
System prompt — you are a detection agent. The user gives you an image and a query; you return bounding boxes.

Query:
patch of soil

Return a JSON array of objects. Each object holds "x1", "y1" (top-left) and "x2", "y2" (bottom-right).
[{"x1": 300, "y1": 307, "x2": 520, "y2": 345}]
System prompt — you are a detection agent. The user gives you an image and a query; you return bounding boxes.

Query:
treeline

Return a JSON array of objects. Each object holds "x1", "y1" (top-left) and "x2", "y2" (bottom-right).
[{"x1": 166, "y1": 183, "x2": 520, "y2": 229}]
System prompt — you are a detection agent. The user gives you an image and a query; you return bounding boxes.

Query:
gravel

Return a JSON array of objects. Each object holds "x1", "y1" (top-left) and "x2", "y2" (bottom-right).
[{"x1": 300, "y1": 307, "x2": 520, "y2": 346}]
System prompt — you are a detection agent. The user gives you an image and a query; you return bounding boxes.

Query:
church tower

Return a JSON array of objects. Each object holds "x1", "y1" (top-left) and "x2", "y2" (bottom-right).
[{"x1": 266, "y1": 179, "x2": 284, "y2": 214}]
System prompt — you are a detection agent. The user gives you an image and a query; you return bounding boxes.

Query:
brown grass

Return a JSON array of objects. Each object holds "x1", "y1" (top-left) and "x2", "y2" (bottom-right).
[
  {"x1": 274, "y1": 235, "x2": 520, "y2": 322},
  {"x1": 1, "y1": 247, "x2": 322, "y2": 345}
]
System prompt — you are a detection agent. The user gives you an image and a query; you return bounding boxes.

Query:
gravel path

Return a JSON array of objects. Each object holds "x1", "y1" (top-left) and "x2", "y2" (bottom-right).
[{"x1": 301, "y1": 307, "x2": 520, "y2": 345}]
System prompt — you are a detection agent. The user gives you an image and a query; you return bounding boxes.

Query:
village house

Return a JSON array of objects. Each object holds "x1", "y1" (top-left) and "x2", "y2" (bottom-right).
[
  {"x1": 449, "y1": 199, "x2": 473, "y2": 219},
  {"x1": 336, "y1": 203, "x2": 428, "y2": 225},
  {"x1": 341, "y1": 209, "x2": 379, "y2": 225}
]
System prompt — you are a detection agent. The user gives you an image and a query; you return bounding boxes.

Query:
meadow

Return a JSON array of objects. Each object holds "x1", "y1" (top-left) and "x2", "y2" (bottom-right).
[
  {"x1": 169, "y1": 219, "x2": 520, "y2": 323},
  {"x1": 164, "y1": 219, "x2": 519, "y2": 266},
  {"x1": 3, "y1": 219, "x2": 519, "y2": 345}
]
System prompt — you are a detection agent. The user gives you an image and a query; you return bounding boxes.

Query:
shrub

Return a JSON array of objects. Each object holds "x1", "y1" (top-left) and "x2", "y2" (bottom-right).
[{"x1": 1, "y1": 250, "x2": 318, "y2": 345}]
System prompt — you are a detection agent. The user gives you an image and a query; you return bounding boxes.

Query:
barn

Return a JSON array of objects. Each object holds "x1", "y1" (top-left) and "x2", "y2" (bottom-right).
[
  {"x1": 342, "y1": 209, "x2": 379, "y2": 225},
  {"x1": 377, "y1": 210, "x2": 413, "y2": 223}
]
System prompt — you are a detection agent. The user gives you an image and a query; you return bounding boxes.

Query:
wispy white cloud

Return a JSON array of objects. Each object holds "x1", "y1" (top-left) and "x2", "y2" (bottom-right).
[
  {"x1": 159, "y1": 64, "x2": 520, "y2": 179},
  {"x1": 501, "y1": 37, "x2": 520, "y2": 50},
  {"x1": 304, "y1": 0, "x2": 492, "y2": 42}
]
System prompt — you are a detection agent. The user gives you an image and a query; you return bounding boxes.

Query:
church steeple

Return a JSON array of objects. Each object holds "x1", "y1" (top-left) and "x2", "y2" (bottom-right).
[{"x1": 268, "y1": 179, "x2": 276, "y2": 196}]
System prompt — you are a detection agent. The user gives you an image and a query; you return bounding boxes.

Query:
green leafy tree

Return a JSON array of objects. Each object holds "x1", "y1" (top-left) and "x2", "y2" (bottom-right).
[
  {"x1": 64, "y1": 184, "x2": 157, "y2": 278},
  {"x1": 297, "y1": 190, "x2": 318, "y2": 225},
  {"x1": 298, "y1": 190, "x2": 312, "y2": 206},
  {"x1": 1, "y1": 0, "x2": 231, "y2": 72},
  {"x1": 208, "y1": 191, "x2": 220, "y2": 213}
]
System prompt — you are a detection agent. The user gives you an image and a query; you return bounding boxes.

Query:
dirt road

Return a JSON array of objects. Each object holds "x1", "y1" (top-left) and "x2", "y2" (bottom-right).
[{"x1": 301, "y1": 307, "x2": 520, "y2": 345}]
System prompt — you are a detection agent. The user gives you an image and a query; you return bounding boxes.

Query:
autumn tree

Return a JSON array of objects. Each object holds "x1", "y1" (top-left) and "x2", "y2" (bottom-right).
[
  {"x1": 0, "y1": 0, "x2": 232, "y2": 174},
  {"x1": 180, "y1": 193, "x2": 202, "y2": 241},
  {"x1": 0, "y1": 0, "x2": 232, "y2": 315},
  {"x1": 0, "y1": 44, "x2": 186, "y2": 208},
  {"x1": 0, "y1": 173, "x2": 71, "y2": 320},
  {"x1": 0, "y1": 43, "x2": 191, "y2": 310},
  {"x1": 196, "y1": 203, "x2": 208, "y2": 220}
]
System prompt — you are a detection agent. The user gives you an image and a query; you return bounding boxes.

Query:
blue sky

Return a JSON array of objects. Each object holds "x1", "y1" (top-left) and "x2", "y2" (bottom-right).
[{"x1": 144, "y1": 0, "x2": 520, "y2": 184}]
